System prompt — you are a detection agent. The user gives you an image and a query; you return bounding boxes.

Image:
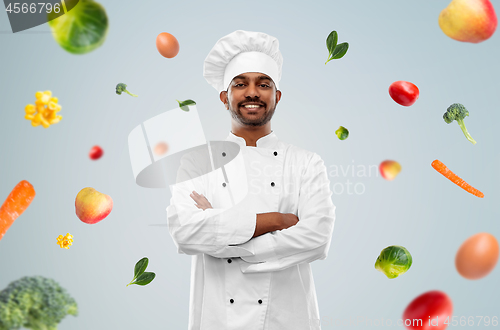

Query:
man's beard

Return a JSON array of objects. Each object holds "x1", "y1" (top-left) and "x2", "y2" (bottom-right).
[{"x1": 228, "y1": 99, "x2": 276, "y2": 127}]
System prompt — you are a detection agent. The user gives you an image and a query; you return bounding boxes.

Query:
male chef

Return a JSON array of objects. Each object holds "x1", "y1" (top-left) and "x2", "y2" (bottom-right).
[{"x1": 166, "y1": 30, "x2": 336, "y2": 330}]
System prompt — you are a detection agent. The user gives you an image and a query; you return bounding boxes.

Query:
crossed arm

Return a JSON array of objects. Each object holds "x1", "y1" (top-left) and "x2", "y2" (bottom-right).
[
  {"x1": 190, "y1": 191, "x2": 299, "y2": 238},
  {"x1": 167, "y1": 152, "x2": 335, "y2": 272}
]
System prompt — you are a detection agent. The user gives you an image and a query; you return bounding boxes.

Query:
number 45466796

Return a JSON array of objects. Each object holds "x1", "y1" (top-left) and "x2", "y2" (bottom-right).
[
  {"x1": 5, "y1": 3, "x2": 61, "y2": 14},
  {"x1": 444, "y1": 316, "x2": 498, "y2": 327}
]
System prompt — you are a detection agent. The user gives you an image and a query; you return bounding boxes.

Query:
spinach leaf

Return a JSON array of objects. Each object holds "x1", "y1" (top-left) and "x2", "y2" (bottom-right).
[
  {"x1": 331, "y1": 42, "x2": 349, "y2": 60},
  {"x1": 177, "y1": 99, "x2": 197, "y2": 112},
  {"x1": 134, "y1": 257, "x2": 148, "y2": 280},
  {"x1": 325, "y1": 31, "x2": 349, "y2": 64},
  {"x1": 326, "y1": 31, "x2": 338, "y2": 60},
  {"x1": 127, "y1": 257, "x2": 156, "y2": 287},
  {"x1": 130, "y1": 272, "x2": 156, "y2": 286}
]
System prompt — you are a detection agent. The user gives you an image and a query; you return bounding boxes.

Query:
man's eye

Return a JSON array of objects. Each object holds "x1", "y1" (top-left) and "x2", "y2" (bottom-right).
[
  {"x1": 235, "y1": 83, "x2": 245, "y2": 87},
  {"x1": 260, "y1": 84, "x2": 270, "y2": 88}
]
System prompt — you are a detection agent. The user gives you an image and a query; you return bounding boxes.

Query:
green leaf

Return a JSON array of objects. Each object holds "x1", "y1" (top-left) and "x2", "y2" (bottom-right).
[
  {"x1": 130, "y1": 272, "x2": 156, "y2": 286},
  {"x1": 326, "y1": 31, "x2": 338, "y2": 57},
  {"x1": 331, "y1": 42, "x2": 349, "y2": 60},
  {"x1": 180, "y1": 99, "x2": 197, "y2": 106},
  {"x1": 134, "y1": 257, "x2": 149, "y2": 280},
  {"x1": 177, "y1": 99, "x2": 197, "y2": 111},
  {"x1": 325, "y1": 31, "x2": 338, "y2": 64}
]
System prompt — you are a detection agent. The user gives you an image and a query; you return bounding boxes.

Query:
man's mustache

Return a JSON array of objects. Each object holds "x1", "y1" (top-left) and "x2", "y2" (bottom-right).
[{"x1": 238, "y1": 97, "x2": 266, "y2": 108}]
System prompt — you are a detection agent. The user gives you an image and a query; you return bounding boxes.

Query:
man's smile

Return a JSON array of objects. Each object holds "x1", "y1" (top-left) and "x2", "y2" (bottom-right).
[{"x1": 240, "y1": 103, "x2": 265, "y2": 112}]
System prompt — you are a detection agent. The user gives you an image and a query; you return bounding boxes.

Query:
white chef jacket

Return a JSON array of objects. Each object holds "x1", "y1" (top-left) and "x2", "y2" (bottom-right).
[{"x1": 166, "y1": 131, "x2": 336, "y2": 330}]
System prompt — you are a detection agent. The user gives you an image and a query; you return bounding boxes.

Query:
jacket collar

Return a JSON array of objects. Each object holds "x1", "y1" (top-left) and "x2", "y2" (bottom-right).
[{"x1": 226, "y1": 131, "x2": 279, "y2": 149}]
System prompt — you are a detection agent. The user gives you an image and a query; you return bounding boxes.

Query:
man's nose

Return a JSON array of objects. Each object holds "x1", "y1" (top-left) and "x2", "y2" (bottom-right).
[{"x1": 245, "y1": 83, "x2": 260, "y2": 98}]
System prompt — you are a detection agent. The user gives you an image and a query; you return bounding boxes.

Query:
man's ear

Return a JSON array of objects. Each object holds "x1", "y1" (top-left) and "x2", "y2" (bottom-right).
[
  {"x1": 275, "y1": 90, "x2": 282, "y2": 105},
  {"x1": 220, "y1": 91, "x2": 229, "y2": 110}
]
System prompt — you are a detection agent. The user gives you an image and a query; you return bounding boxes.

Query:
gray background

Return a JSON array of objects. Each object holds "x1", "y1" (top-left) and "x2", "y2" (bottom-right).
[{"x1": 1, "y1": 0, "x2": 499, "y2": 329}]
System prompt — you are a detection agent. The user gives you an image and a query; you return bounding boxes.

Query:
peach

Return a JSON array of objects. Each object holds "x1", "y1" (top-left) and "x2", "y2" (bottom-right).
[
  {"x1": 154, "y1": 141, "x2": 169, "y2": 156},
  {"x1": 379, "y1": 160, "x2": 402, "y2": 181},
  {"x1": 75, "y1": 187, "x2": 113, "y2": 224},
  {"x1": 439, "y1": 0, "x2": 497, "y2": 43}
]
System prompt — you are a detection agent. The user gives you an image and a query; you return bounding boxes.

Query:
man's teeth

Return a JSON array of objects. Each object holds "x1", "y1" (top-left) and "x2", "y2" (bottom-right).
[{"x1": 243, "y1": 105, "x2": 261, "y2": 108}]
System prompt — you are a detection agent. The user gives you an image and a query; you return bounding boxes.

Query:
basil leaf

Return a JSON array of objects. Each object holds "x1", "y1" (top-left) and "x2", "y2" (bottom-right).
[
  {"x1": 331, "y1": 42, "x2": 349, "y2": 60},
  {"x1": 326, "y1": 31, "x2": 338, "y2": 57},
  {"x1": 134, "y1": 257, "x2": 148, "y2": 280},
  {"x1": 131, "y1": 272, "x2": 156, "y2": 286}
]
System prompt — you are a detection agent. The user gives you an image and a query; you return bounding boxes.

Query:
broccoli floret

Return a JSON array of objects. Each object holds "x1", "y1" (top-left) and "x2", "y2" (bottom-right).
[
  {"x1": 0, "y1": 276, "x2": 77, "y2": 330},
  {"x1": 443, "y1": 103, "x2": 476, "y2": 145},
  {"x1": 116, "y1": 83, "x2": 138, "y2": 97}
]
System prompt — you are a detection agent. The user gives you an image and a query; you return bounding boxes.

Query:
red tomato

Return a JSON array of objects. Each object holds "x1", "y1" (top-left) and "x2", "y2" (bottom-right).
[
  {"x1": 89, "y1": 146, "x2": 103, "y2": 160},
  {"x1": 403, "y1": 291, "x2": 453, "y2": 330},
  {"x1": 389, "y1": 81, "x2": 420, "y2": 106},
  {"x1": 156, "y1": 32, "x2": 180, "y2": 58}
]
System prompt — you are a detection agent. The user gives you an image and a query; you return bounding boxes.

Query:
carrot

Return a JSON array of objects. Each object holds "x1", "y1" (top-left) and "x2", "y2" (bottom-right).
[
  {"x1": 0, "y1": 180, "x2": 36, "y2": 241},
  {"x1": 431, "y1": 160, "x2": 484, "y2": 198}
]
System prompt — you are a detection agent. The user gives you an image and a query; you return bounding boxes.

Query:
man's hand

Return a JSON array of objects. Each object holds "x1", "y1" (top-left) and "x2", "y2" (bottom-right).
[
  {"x1": 279, "y1": 213, "x2": 299, "y2": 230},
  {"x1": 189, "y1": 190, "x2": 298, "y2": 236},
  {"x1": 190, "y1": 191, "x2": 213, "y2": 210},
  {"x1": 253, "y1": 212, "x2": 299, "y2": 238}
]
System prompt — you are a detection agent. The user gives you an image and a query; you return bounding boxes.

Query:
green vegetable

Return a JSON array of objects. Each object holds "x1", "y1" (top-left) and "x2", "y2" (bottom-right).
[
  {"x1": 0, "y1": 276, "x2": 77, "y2": 330},
  {"x1": 48, "y1": 0, "x2": 108, "y2": 54},
  {"x1": 127, "y1": 257, "x2": 156, "y2": 287},
  {"x1": 443, "y1": 103, "x2": 476, "y2": 145},
  {"x1": 325, "y1": 31, "x2": 349, "y2": 64},
  {"x1": 375, "y1": 245, "x2": 413, "y2": 279},
  {"x1": 335, "y1": 126, "x2": 349, "y2": 140},
  {"x1": 116, "y1": 83, "x2": 138, "y2": 97},
  {"x1": 177, "y1": 99, "x2": 196, "y2": 112}
]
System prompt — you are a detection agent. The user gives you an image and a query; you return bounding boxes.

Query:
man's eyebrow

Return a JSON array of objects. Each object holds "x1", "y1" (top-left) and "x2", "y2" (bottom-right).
[{"x1": 232, "y1": 75, "x2": 272, "y2": 82}]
